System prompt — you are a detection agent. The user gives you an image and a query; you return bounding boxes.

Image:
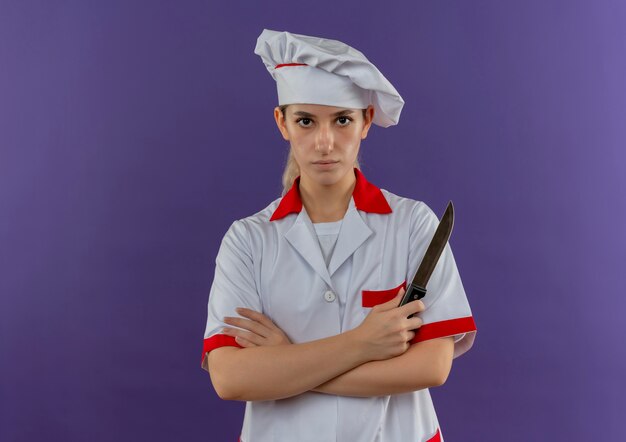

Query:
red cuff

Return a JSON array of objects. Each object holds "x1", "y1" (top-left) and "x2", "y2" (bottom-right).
[
  {"x1": 201, "y1": 334, "x2": 243, "y2": 363},
  {"x1": 427, "y1": 427, "x2": 442, "y2": 442},
  {"x1": 411, "y1": 316, "x2": 477, "y2": 344}
]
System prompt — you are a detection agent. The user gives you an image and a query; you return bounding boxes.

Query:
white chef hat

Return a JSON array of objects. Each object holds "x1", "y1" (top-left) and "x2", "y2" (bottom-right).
[{"x1": 254, "y1": 28, "x2": 405, "y2": 128}]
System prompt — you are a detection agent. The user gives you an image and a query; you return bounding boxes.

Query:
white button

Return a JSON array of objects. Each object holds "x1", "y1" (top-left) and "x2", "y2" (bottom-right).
[{"x1": 324, "y1": 290, "x2": 336, "y2": 302}]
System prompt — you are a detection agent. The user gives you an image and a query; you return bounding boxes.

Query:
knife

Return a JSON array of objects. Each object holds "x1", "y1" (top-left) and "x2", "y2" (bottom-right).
[{"x1": 399, "y1": 201, "x2": 454, "y2": 318}]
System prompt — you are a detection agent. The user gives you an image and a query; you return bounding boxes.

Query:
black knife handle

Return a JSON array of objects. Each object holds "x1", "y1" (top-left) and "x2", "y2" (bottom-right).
[{"x1": 399, "y1": 283, "x2": 427, "y2": 319}]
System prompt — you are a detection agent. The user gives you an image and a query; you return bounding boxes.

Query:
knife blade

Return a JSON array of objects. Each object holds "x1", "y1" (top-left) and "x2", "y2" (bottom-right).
[{"x1": 399, "y1": 201, "x2": 454, "y2": 318}]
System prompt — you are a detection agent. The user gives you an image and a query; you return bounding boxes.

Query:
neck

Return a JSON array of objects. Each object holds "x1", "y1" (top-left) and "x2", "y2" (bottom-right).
[{"x1": 299, "y1": 169, "x2": 356, "y2": 223}]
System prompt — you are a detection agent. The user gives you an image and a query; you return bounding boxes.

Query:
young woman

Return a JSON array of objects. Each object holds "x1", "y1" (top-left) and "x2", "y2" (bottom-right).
[{"x1": 201, "y1": 29, "x2": 477, "y2": 442}]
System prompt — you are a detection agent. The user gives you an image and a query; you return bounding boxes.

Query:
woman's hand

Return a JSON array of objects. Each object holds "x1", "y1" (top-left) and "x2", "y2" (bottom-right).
[
  {"x1": 222, "y1": 308, "x2": 292, "y2": 348},
  {"x1": 351, "y1": 287, "x2": 425, "y2": 362}
]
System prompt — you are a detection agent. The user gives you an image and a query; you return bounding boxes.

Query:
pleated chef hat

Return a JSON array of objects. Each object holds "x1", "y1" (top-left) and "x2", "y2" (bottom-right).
[{"x1": 254, "y1": 28, "x2": 405, "y2": 128}]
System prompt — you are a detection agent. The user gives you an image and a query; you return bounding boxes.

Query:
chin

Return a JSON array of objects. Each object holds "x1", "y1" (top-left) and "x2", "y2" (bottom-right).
[{"x1": 309, "y1": 166, "x2": 351, "y2": 185}]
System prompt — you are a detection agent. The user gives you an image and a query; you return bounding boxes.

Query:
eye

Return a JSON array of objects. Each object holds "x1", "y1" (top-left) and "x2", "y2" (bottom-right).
[
  {"x1": 295, "y1": 118, "x2": 312, "y2": 128},
  {"x1": 337, "y1": 116, "x2": 352, "y2": 126}
]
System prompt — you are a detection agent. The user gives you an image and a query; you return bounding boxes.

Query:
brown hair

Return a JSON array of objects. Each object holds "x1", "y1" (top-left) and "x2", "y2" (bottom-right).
[{"x1": 279, "y1": 104, "x2": 366, "y2": 196}]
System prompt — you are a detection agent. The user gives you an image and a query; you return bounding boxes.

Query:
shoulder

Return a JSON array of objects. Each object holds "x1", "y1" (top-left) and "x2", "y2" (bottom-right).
[
  {"x1": 233, "y1": 197, "x2": 282, "y2": 231},
  {"x1": 221, "y1": 197, "x2": 283, "y2": 246},
  {"x1": 379, "y1": 188, "x2": 438, "y2": 225}
]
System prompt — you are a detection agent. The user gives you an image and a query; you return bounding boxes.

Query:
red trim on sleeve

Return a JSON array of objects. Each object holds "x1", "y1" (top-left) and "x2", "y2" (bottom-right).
[
  {"x1": 275, "y1": 63, "x2": 308, "y2": 68},
  {"x1": 361, "y1": 280, "x2": 407, "y2": 307},
  {"x1": 411, "y1": 316, "x2": 477, "y2": 344},
  {"x1": 427, "y1": 427, "x2": 442, "y2": 442},
  {"x1": 201, "y1": 334, "x2": 243, "y2": 362}
]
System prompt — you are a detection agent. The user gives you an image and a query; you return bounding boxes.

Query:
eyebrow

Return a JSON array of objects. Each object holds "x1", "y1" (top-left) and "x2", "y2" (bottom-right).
[{"x1": 292, "y1": 109, "x2": 356, "y2": 117}]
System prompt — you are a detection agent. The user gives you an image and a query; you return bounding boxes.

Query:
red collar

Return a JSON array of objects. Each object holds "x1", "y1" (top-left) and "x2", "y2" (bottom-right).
[{"x1": 270, "y1": 168, "x2": 392, "y2": 221}]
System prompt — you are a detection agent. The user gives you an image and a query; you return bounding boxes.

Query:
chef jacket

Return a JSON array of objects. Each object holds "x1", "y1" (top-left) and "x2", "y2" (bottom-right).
[{"x1": 201, "y1": 168, "x2": 477, "y2": 442}]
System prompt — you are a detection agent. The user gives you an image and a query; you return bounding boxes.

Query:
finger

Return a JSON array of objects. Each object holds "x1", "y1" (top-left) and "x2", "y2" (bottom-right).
[
  {"x1": 399, "y1": 298, "x2": 425, "y2": 317},
  {"x1": 222, "y1": 326, "x2": 265, "y2": 346},
  {"x1": 236, "y1": 308, "x2": 277, "y2": 329},
  {"x1": 377, "y1": 287, "x2": 406, "y2": 311},
  {"x1": 224, "y1": 316, "x2": 271, "y2": 338},
  {"x1": 406, "y1": 315, "x2": 423, "y2": 330},
  {"x1": 234, "y1": 335, "x2": 257, "y2": 348}
]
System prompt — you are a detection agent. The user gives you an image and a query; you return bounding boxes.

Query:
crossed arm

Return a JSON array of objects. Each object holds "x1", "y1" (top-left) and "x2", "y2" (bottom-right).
[
  {"x1": 310, "y1": 336, "x2": 454, "y2": 397},
  {"x1": 205, "y1": 305, "x2": 455, "y2": 401}
]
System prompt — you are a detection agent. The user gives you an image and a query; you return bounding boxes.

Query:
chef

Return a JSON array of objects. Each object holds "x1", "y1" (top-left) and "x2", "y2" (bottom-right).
[{"x1": 201, "y1": 28, "x2": 477, "y2": 442}]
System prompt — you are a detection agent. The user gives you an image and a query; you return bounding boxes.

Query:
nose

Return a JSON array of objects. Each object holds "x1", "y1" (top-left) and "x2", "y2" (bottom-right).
[{"x1": 315, "y1": 123, "x2": 334, "y2": 154}]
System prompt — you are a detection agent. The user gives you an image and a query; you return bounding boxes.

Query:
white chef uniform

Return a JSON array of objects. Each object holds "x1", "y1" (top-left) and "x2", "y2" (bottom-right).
[
  {"x1": 201, "y1": 27, "x2": 477, "y2": 442},
  {"x1": 201, "y1": 168, "x2": 477, "y2": 442}
]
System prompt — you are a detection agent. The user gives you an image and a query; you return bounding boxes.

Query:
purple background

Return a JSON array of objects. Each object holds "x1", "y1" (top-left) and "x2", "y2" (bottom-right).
[{"x1": 1, "y1": 1, "x2": 625, "y2": 441}]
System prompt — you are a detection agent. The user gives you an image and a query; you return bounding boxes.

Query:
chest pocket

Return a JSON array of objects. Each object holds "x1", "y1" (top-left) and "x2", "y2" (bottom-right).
[{"x1": 361, "y1": 280, "x2": 407, "y2": 307}]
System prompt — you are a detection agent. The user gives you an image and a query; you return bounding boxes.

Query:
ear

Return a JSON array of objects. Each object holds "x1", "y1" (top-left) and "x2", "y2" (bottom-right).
[
  {"x1": 274, "y1": 107, "x2": 290, "y2": 141},
  {"x1": 360, "y1": 105, "x2": 375, "y2": 139}
]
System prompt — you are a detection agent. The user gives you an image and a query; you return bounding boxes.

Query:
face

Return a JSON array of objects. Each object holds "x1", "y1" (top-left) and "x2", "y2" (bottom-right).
[{"x1": 274, "y1": 103, "x2": 375, "y2": 187}]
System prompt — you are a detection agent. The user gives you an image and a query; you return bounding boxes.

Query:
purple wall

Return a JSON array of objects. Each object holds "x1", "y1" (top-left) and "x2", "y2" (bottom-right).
[{"x1": 1, "y1": 1, "x2": 625, "y2": 441}]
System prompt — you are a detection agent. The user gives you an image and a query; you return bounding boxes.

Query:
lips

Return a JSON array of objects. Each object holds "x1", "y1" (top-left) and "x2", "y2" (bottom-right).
[{"x1": 313, "y1": 161, "x2": 339, "y2": 164}]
